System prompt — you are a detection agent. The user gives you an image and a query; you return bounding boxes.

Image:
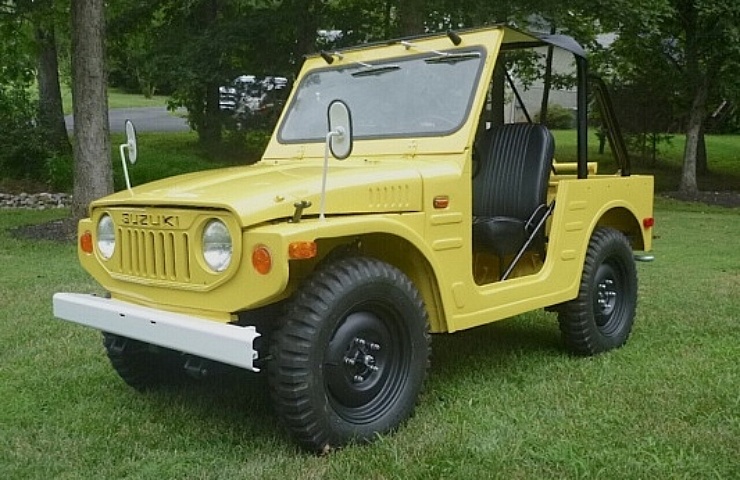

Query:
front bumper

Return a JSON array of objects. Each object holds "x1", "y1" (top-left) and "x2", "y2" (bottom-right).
[{"x1": 53, "y1": 293, "x2": 261, "y2": 372}]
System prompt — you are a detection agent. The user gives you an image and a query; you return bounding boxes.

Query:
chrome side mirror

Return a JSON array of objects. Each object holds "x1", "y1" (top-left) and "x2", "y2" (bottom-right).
[
  {"x1": 124, "y1": 119, "x2": 138, "y2": 164},
  {"x1": 319, "y1": 100, "x2": 353, "y2": 220},
  {"x1": 119, "y1": 119, "x2": 138, "y2": 192},
  {"x1": 327, "y1": 100, "x2": 353, "y2": 160}
]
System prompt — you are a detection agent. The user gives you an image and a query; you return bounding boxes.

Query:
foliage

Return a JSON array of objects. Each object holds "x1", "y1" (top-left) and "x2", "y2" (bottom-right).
[
  {"x1": 107, "y1": 1, "x2": 293, "y2": 144},
  {"x1": 44, "y1": 152, "x2": 74, "y2": 192},
  {"x1": 710, "y1": 106, "x2": 740, "y2": 134},
  {"x1": 593, "y1": 0, "x2": 740, "y2": 191},
  {"x1": 535, "y1": 103, "x2": 575, "y2": 129},
  {"x1": 3, "y1": 0, "x2": 739, "y2": 192},
  {"x1": 0, "y1": 9, "x2": 55, "y2": 183},
  {"x1": 102, "y1": 1, "x2": 609, "y2": 145},
  {"x1": 105, "y1": 131, "x2": 258, "y2": 192},
  {"x1": 602, "y1": 82, "x2": 676, "y2": 164},
  {"x1": 0, "y1": 87, "x2": 51, "y2": 180}
]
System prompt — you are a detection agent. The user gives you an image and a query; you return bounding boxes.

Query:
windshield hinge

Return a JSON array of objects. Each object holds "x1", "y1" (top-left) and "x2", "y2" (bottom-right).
[{"x1": 406, "y1": 139, "x2": 418, "y2": 157}]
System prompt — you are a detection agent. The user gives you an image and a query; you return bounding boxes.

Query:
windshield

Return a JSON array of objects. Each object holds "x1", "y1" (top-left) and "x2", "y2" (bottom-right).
[{"x1": 278, "y1": 48, "x2": 485, "y2": 143}]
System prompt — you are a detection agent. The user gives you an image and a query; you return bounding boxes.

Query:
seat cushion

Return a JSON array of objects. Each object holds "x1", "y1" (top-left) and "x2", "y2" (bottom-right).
[
  {"x1": 472, "y1": 123, "x2": 554, "y2": 259},
  {"x1": 473, "y1": 217, "x2": 526, "y2": 258}
]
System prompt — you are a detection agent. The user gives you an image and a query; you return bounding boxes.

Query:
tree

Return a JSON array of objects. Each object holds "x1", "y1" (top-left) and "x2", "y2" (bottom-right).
[
  {"x1": 675, "y1": 0, "x2": 740, "y2": 192},
  {"x1": 398, "y1": 0, "x2": 424, "y2": 35},
  {"x1": 34, "y1": 0, "x2": 71, "y2": 155},
  {"x1": 124, "y1": 0, "x2": 270, "y2": 145},
  {"x1": 596, "y1": 0, "x2": 740, "y2": 193},
  {"x1": 70, "y1": 0, "x2": 111, "y2": 219},
  {"x1": 0, "y1": 0, "x2": 71, "y2": 181}
]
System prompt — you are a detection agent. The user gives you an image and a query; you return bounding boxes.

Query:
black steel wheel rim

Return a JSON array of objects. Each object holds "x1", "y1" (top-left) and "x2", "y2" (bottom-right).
[
  {"x1": 593, "y1": 260, "x2": 625, "y2": 334},
  {"x1": 323, "y1": 303, "x2": 410, "y2": 424}
]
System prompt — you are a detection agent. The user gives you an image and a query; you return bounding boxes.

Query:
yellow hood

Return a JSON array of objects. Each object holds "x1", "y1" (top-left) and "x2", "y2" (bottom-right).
[{"x1": 92, "y1": 160, "x2": 423, "y2": 227}]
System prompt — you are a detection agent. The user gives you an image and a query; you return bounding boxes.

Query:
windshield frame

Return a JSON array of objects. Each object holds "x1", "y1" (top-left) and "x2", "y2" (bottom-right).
[{"x1": 277, "y1": 46, "x2": 487, "y2": 145}]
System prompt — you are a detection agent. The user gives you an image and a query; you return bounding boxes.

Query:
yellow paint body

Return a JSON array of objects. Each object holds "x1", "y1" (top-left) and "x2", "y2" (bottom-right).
[{"x1": 77, "y1": 26, "x2": 654, "y2": 333}]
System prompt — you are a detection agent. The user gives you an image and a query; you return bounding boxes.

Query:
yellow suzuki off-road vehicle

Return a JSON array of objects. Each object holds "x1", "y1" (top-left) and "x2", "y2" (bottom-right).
[{"x1": 54, "y1": 25, "x2": 654, "y2": 451}]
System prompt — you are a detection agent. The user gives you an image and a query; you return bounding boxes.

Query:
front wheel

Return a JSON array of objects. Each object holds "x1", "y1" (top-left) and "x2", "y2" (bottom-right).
[
  {"x1": 557, "y1": 227, "x2": 638, "y2": 355},
  {"x1": 102, "y1": 333, "x2": 187, "y2": 391},
  {"x1": 268, "y1": 256, "x2": 430, "y2": 452}
]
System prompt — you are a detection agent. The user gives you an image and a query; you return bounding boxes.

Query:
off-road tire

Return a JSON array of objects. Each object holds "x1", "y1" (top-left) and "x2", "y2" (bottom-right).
[
  {"x1": 102, "y1": 333, "x2": 186, "y2": 391},
  {"x1": 557, "y1": 227, "x2": 637, "y2": 355},
  {"x1": 268, "y1": 256, "x2": 430, "y2": 452}
]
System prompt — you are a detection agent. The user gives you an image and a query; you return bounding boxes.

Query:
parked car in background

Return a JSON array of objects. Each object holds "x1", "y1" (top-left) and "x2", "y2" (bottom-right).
[{"x1": 219, "y1": 75, "x2": 289, "y2": 130}]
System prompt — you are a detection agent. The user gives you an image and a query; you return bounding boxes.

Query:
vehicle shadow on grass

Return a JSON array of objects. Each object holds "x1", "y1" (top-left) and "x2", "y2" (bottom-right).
[
  {"x1": 101, "y1": 312, "x2": 565, "y2": 449},
  {"x1": 429, "y1": 311, "x2": 565, "y2": 379},
  {"x1": 127, "y1": 366, "x2": 291, "y2": 446}
]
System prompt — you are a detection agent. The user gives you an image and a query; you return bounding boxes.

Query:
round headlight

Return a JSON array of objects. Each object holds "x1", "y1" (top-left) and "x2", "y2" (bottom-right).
[
  {"x1": 202, "y1": 219, "x2": 232, "y2": 272},
  {"x1": 97, "y1": 214, "x2": 115, "y2": 259}
]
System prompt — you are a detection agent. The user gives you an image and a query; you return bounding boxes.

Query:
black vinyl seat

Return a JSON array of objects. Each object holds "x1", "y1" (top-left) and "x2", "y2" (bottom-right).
[{"x1": 473, "y1": 123, "x2": 555, "y2": 277}]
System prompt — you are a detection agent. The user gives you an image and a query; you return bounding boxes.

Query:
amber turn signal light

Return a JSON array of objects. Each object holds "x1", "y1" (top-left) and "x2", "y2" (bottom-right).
[
  {"x1": 433, "y1": 195, "x2": 450, "y2": 209},
  {"x1": 643, "y1": 217, "x2": 655, "y2": 228},
  {"x1": 80, "y1": 231, "x2": 93, "y2": 254},
  {"x1": 252, "y1": 245, "x2": 272, "y2": 275},
  {"x1": 289, "y1": 241, "x2": 318, "y2": 260}
]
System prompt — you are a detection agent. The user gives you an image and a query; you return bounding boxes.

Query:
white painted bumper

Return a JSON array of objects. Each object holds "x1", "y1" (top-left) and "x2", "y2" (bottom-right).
[{"x1": 53, "y1": 293, "x2": 261, "y2": 372}]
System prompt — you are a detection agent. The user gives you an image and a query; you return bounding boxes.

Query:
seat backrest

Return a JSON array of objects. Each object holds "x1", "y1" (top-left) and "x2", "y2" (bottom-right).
[{"x1": 473, "y1": 123, "x2": 555, "y2": 219}]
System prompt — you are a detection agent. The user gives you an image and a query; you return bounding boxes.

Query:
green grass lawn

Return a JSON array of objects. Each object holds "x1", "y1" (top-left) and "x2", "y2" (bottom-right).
[
  {"x1": 0, "y1": 199, "x2": 738, "y2": 478},
  {"x1": 552, "y1": 130, "x2": 740, "y2": 192}
]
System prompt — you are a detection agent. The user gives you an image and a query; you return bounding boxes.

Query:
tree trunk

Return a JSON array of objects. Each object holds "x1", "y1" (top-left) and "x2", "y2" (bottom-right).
[
  {"x1": 71, "y1": 0, "x2": 112, "y2": 220},
  {"x1": 295, "y1": 0, "x2": 321, "y2": 58},
  {"x1": 696, "y1": 126, "x2": 708, "y2": 174},
  {"x1": 679, "y1": 77, "x2": 708, "y2": 194},
  {"x1": 398, "y1": 0, "x2": 424, "y2": 36},
  {"x1": 195, "y1": 0, "x2": 222, "y2": 145},
  {"x1": 200, "y1": 81, "x2": 222, "y2": 145},
  {"x1": 35, "y1": 23, "x2": 72, "y2": 155},
  {"x1": 539, "y1": 26, "x2": 557, "y2": 126},
  {"x1": 383, "y1": 1, "x2": 393, "y2": 38},
  {"x1": 490, "y1": 63, "x2": 506, "y2": 127}
]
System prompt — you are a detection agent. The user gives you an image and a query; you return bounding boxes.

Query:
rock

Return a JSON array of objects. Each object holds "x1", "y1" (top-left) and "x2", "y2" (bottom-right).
[{"x1": 0, "y1": 192, "x2": 72, "y2": 210}]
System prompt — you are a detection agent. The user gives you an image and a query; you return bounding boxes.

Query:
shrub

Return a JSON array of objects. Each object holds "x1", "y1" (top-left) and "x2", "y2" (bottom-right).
[
  {"x1": 46, "y1": 154, "x2": 74, "y2": 193},
  {"x1": 0, "y1": 87, "x2": 51, "y2": 182},
  {"x1": 535, "y1": 103, "x2": 575, "y2": 129}
]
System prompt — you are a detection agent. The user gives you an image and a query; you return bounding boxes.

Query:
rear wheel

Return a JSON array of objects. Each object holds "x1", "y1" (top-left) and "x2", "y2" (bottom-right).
[
  {"x1": 268, "y1": 256, "x2": 430, "y2": 452},
  {"x1": 557, "y1": 227, "x2": 638, "y2": 355}
]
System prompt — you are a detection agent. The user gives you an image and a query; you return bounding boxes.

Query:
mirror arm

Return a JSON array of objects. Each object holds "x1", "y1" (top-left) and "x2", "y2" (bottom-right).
[
  {"x1": 319, "y1": 127, "x2": 344, "y2": 221},
  {"x1": 120, "y1": 144, "x2": 133, "y2": 193}
]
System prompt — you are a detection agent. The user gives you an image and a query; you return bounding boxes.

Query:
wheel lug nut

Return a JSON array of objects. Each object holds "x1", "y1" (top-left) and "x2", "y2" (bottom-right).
[
  {"x1": 369, "y1": 342, "x2": 380, "y2": 351},
  {"x1": 353, "y1": 375, "x2": 364, "y2": 383},
  {"x1": 343, "y1": 357, "x2": 355, "y2": 366}
]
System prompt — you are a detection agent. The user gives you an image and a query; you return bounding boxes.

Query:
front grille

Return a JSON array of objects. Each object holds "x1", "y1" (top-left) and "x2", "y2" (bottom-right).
[
  {"x1": 97, "y1": 207, "x2": 238, "y2": 291},
  {"x1": 117, "y1": 227, "x2": 191, "y2": 282}
]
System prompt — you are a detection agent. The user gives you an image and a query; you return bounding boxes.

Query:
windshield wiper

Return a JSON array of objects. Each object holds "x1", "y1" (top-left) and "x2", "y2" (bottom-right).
[
  {"x1": 320, "y1": 50, "x2": 400, "y2": 77},
  {"x1": 425, "y1": 52, "x2": 481, "y2": 64},
  {"x1": 351, "y1": 65, "x2": 401, "y2": 77}
]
